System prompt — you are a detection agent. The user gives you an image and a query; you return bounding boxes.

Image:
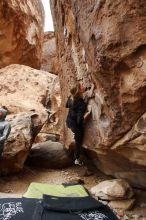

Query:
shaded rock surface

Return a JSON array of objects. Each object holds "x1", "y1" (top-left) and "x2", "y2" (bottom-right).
[
  {"x1": 41, "y1": 32, "x2": 59, "y2": 74},
  {"x1": 109, "y1": 199, "x2": 135, "y2": 212},
  {"x1": 50, "y1": 0, "x2": 146, "y2": 188},
  {"x1": 0, "y1": 0, "x2": 44, "y2": 69},
  {"x1": 0, "y1": 113, "x2": 35, "y2": 174},
  {"x1": 27, "y1": 141, "x2": 73, "y2": 169},
  {"x1": 35, "y1": 76, "x2": 62, "y2": 142}
]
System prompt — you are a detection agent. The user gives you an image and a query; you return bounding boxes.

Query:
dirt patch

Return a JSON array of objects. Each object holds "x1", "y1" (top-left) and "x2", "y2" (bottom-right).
[{"x1": 0, "y1": 163, "x2": 106, "y2": 195}]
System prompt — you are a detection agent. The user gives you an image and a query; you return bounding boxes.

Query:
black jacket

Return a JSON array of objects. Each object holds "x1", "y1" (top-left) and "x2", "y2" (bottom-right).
[
  {"x1": 66, "y1": 96, "x2": 86, "y2": 128},
  {"x1": 0, "y1": 196, "x2": 118, "y2": 220},
  {"x1": 33, "y1": 195, "x2": 119, "y2": 220}
]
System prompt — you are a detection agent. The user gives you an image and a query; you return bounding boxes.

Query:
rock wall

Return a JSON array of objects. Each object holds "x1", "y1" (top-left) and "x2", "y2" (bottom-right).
[
  {"x1": 41, "y1": 31, "x2": 59, "y2": 74},
  {"x1": 0, "y1": 0, "x2": 44, "y2": 69},
  {"x1": 37, "y1": 76, "x2": 62, "y2": 141},
  {"x1": 50, "y1": 0, "x2": 146, "y2": 188}
]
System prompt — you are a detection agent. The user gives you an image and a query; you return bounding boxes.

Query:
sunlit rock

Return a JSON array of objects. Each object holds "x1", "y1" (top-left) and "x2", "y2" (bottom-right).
[
  {"x1": 0, "y1": 64, "x2": 56, "y2": 118},
  {"x1": 0, "y1": 64, "x2": 58, "y2": 174},
  {"x1": 50, "y1": 0, "x2": 146, "y2": 188},
  {"x1": 90, "y1": 179, "x2": 133, "y2": 200},
  {"x1": 0, "y1": 0, "x2": 44, "y2": 69}
]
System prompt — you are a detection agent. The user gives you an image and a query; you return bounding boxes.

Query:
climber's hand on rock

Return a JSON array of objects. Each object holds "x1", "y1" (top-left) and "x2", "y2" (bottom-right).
[{"x1": 83, "y1": 111, "x2": 91, "y2": 121}]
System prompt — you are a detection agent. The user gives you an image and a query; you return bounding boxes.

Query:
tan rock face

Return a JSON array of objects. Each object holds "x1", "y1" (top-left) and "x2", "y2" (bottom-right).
[
  {"x1": 0, "y1": 0, "x2": 44, "y2": 69},
  {"x1": 0, "y1": 64, "x2": 56, "y2": 118},
  {"x1": 90, "y1": 179, "x2": 133, "y2": 201},
  {"x1": 50, "y1": 0, "x2": 146, "y2": 188},
  {"x1": 41, "y1": 32, "x2": 59, "y2": 74},
  {"x1": 35, "y1": 76, "x2": 62, "y2": 141},
  {"x1": 0, "y1": 64, "x2": 58, "y2": 174}
]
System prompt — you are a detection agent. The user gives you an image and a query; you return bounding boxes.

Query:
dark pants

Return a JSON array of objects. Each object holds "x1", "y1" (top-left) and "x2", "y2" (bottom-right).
[
  {"x1": 70, "y1": 124, "x2": 84, "y2": 160},
  {"x1": 0, "y1": 143, "x2": 4, "y2": 157}
]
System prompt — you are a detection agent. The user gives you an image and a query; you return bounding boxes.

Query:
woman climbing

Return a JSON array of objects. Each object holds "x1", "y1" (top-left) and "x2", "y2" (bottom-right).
[{"x1": 66, "y1": 83, "x2": 94, "y2": 165}]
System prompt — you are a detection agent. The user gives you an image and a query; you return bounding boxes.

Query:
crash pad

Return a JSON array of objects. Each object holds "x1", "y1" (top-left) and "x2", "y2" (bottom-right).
[{"x1": 23, "y1": 182, "x2": 88, "y2": 199}]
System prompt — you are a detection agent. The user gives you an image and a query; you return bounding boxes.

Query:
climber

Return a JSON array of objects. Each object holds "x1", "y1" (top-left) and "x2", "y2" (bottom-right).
[
  {"x1": 0, "y1": 107, "x2": 11, "y2": 158},
  {"x1": 66, "y1": 83, "x2": 93, "y2": 165}
]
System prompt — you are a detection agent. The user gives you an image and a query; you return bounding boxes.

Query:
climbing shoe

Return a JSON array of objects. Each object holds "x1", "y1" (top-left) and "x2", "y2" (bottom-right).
[{"x1": 74, "y1": 159, "x2": 84, "y2": 166}]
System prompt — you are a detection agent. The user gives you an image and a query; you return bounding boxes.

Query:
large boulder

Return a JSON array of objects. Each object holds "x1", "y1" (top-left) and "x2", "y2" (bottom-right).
[
  {"x1": 0, "y1": 113, "x2": 39, "y2": 174},
  {"x1": 90, "y1": 179, "x2": 135, "y2": 212},
  {"x1": 90, "y1": 179, "x2": 133, "y2": 201},
  {"x1": 0, "y1": 0, "x2": 44, "y2": 69},
  {"x1": 50, "y1": 0, "x2": 146, "y2": 188},
  {"x1": 27, "y1": 141, "x2": 73, "y2": 169},
  {"x1": 0, "y1": 64, "x2": 58, "y2": 174},
  {"x1": 0, "y1": 64, "x2": 56, "y2": 118},
  {"x1": 41, "y1": 32, "x2": 59, "y2": 74}
]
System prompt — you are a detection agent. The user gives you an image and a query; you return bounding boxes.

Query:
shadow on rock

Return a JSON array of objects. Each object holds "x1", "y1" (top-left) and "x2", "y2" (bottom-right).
[{"x1": 26, "y1": 140, "x2": 74, "y2": 169}]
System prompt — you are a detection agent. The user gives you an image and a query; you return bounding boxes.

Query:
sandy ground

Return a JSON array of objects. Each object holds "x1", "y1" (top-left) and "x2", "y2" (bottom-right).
[
  {"x1": 0, "y1": 163, "x2": 107, "y2": 195},
  {"x1": 0, "y1": 163, "x2": 146, "y2": 219}
]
